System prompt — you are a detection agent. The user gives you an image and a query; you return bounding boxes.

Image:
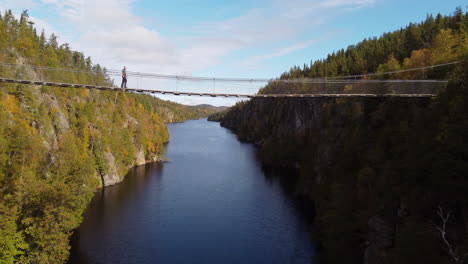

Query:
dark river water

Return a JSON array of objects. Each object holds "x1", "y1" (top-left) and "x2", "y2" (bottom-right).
[{"x1": 70, "y1": 119, "x2": 315, "y2": 264}]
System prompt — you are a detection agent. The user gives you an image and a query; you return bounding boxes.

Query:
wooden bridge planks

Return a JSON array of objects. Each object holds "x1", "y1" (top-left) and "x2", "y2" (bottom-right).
[{"x1": 0, "y1": 77, "x2": 437, "y2": 98}]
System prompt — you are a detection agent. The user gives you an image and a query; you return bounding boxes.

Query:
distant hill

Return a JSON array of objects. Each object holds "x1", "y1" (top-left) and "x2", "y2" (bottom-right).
[
  {"x1": 196, "y1": 104, "x2": 228, "y2": 111},
  {"x1": 190, "y1": 104, "x2": 228, "y2": 118}
]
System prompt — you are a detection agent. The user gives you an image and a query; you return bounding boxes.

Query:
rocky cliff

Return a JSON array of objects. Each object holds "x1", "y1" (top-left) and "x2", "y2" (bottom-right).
[
  {"x1": 0, "y1": 10, "x2": 225, "y2": 262},
  {"x1": 215, "y1": 69, "x2": 468, "y2": 264},
  {"x1": 0, "y1": 82, "x2": 175, "y2": 263}
]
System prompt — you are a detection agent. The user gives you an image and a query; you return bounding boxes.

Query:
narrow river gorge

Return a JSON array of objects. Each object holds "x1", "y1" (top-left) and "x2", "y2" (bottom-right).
[{"x1": 69, "y1": 118, "x2": 316, "y2": 264}]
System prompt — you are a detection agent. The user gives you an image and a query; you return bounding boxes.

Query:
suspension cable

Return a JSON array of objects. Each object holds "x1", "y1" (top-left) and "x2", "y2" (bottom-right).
[
  {"x1": 0, "y1": 60, "x2": 460, "y2": 84},
  {"x1": 328, "y1": 61, "x2": 462, "y2": 79}
]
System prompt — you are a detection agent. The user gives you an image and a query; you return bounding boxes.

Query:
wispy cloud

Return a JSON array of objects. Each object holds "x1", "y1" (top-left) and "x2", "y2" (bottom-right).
[
  {"x1": 32, "y1": 0, "x2": 375, "y2": 75},
  {"x1": 239, "y1": 32, "x2": 340, "y2": 70},
  {"x1": 29, "y1": 15, "x2": 54, "y2": 36},
  {"x1": 186, "y1": 0, "x2": 375, "y2": 72},
  {"x1": 37, "y1": 0, "x2": 178, "y2": 73},
  {"x1": 5, "y1": 0, "x2": 375, "y2": 105}
]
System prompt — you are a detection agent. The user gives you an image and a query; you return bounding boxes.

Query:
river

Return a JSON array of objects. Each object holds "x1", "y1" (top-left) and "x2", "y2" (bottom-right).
[{"x1": 69, "y1": 118, "x2": 315, "y2": 263}]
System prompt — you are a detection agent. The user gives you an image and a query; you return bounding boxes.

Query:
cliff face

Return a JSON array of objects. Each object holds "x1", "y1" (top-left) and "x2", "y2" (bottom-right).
[
  {"x1": 31, "y1": 85, "x2": 168, "y2": 186},
  {"x1": 0, "y1": 83, "x2": 173, "y2": 263},
  {"x1": 216, "y1": 71, "x2": 468, "y2": 264},
  {"x1": 0, "y1": 11, "x2": 226, "y2": 263},
  {"x1": 221, "y1": 98, "x2": 338, "y2": 171},
  {"x1": 0, "y1": 77, "x2": 226, "y2": 263}
]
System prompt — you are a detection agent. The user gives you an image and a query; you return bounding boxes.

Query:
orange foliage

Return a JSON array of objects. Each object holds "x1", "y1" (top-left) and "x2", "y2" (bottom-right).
[{"x1": 401, "y1": 49, "x2": 432, "y2": 79}]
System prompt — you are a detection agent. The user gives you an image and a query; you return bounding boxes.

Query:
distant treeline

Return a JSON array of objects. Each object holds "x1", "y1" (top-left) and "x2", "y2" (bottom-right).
[
  {"x1": 0, "y1": 10, "x2": 218, "y2": 264},
  {"x1": 279, "y1": 7, "x2": 467, "y2": 80},
  {"x1": 215, "y1": 7, "x2": 468, "y2": 264},
  {"x1": 260, "y1": 8, "x2": 467, "y2": 95}
]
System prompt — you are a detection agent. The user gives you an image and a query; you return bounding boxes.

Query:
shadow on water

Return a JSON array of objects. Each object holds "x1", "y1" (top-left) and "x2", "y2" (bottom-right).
[
  {"x1": 69, "y1": 119, "x2": 316, "y2": 264},
  {"x1": 260, "y1": 165, "x2": 316, "y2": 223},
  {"x1": 69, "y1": 163, "x2": 165, "y2": 263}
]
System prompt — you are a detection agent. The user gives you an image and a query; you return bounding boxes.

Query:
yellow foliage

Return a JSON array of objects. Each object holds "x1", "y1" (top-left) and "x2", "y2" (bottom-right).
[
  {"x1": 376, "y1": 56, "x2": 401, "y2": 79},
  {"x1": 50, "y1": 107, "x2": 59, "y2": 115},
  {"x1": 147, "y1": 141, "x2": 156, "y2": 153},
  {"x1": 460, "y1": 31, "x2": 468, "y2": 57},
  {"x1": 401, "y1": 49, "x2": 431, "y2": 79},
  {"x1": 82, "y1": 126, "x2": 90, "y2": 153},
  {"x1": 79, "y1": 89, "x2": 90, "y2": 98},
  {"x1": 3, "y1": 95, "x2": 19, "y2": 114},
  {"x1": 431, "y1": 29, "x2": 459, "y2": 64},
  {"x1": 15, "y1": 37, "x2": 34, "y2": 56}
]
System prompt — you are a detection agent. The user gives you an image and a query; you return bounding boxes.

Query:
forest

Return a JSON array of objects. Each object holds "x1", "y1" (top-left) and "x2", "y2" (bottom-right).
[
  {"x1": 0, "y1": 10, "x2": 217, "y2": 263},
  {"x1": 278, "y1": 7, "x2": 466, "y2": 80},
  {"x1": 216, "y1": 8, "x2": 468, "y2": 264}
]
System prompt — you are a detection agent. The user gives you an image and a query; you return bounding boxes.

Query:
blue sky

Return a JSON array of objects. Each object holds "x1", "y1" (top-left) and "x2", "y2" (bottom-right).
[{"x1": 0, "y1": 0, "x2": 466, "y2": 105}]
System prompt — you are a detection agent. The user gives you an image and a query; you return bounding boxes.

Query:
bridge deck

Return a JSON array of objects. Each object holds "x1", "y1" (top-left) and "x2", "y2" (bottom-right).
[{"x1": 0, "y1": 78, "x2": 437, "y2": 98}]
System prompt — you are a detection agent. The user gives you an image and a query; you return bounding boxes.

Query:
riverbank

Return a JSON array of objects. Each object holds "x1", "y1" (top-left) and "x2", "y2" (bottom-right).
[
  {"x1": 213, "y1": 66, "x2": 468, "y2": 264},
  {"x1": 96, "y1": 145, "x2": 166, "y2": 188},
  {"x1": 69, "y1": 119, "x2": 316, "y2": 264},
  {"x1": 0, "y1": 82, "x2": 221, "y2": 263}
]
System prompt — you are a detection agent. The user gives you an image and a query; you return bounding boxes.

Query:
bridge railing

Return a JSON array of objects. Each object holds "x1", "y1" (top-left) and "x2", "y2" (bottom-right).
[
  {"x1": 0, "y1": 62, "x2": 450, "y2": 97},
  {"x1": 0, "y1": 62, "x2": 115, "y2": 87},
  {"x1": 259, "y1": 79, "x2": 447, "y2": 96},
  {"x1": 0, "y1": 62, "x2": 263, "y2": 95}
]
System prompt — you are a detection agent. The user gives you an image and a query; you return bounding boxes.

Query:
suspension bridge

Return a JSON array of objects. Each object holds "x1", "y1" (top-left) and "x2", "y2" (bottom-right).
[{"x1": 0, "y1": 61, "x2": 460, "y2": 98}]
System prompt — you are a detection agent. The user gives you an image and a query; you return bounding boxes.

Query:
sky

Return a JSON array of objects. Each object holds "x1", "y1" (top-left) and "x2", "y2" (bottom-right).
[{"x1": 0, "y1": 0, "x2": 466, "y2": 106}]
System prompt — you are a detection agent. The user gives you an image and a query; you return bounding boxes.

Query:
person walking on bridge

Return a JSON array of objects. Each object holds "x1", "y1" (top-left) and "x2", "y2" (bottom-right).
[{"x1": 121, "y1": 66, "x2": 127, "y2": 89}]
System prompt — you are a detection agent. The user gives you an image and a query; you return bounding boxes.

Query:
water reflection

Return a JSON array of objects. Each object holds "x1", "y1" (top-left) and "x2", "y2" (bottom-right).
[{"x1": 70, "y1": 119, "x2": 315, "y2": 264}]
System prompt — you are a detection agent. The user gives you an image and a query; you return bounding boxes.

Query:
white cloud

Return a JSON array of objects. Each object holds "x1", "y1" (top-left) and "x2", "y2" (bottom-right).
[
  {"x1": 29, "y1": 15, "x2": 54, "y2": 36},
  {"x1": 241, "y1": 38, "x2": 325, "y2": 70},
  {"x1": 37, "y1": 0, "x2": 177, "y2": 74},
  {"x1": 80, "y1": 26, "x2": 178, "y2": 66},
  {"x1": 184, "y1": 0, "x2": 376, "y2": 72},
  {"x1": 239, "y1": 30, "x2": 344, "y2": 70},
  {"x1": 5, "y1": 0, "x2": 375, "y2": 105},
  {"x1": 35, "y1": 0, "x2": 375, "y2": 75}
]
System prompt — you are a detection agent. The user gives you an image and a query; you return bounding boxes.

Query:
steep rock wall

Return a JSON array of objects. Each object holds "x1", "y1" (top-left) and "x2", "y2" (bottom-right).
[
  {"x1": 0, "y1": 84, "x2": 169, "y2": 263},
  {"x1": 217, "y1": 78, "x2": 468, "y2": 264}
]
